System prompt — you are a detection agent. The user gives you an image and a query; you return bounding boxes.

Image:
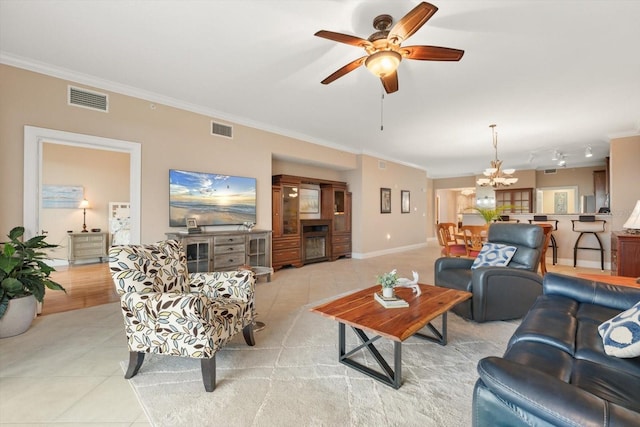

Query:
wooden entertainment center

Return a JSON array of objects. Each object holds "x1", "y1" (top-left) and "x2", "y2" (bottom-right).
[{"x1": 272, "y1": 175, "x2": 352, "y2": 270}]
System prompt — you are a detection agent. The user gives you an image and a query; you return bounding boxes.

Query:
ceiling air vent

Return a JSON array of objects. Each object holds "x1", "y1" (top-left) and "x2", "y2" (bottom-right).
[
  {"x1": 211, "y1": 121, "x2": 233, "y2": 139},
  {"x1": 544, "y1": 169, "x2": 557, "y2": 174},
  {"x1": 68, "y1": 86, "x2": 108, "y2": 112}
]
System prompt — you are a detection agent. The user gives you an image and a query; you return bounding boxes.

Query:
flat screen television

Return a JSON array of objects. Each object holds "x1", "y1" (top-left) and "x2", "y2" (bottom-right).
[{"x1": 169, "y1": 169, "x2": 256, "y2": 227}]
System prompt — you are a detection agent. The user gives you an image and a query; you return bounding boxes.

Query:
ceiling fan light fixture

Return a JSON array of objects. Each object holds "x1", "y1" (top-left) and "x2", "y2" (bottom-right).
[{"x1": 365, "y1": 50, "x2": 401, "y2": 78}]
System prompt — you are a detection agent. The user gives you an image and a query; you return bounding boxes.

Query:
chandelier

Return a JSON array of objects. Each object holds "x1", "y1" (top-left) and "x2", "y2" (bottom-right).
[{"x1": 476, "y1": 124, "x2": 518, "y2": 187}]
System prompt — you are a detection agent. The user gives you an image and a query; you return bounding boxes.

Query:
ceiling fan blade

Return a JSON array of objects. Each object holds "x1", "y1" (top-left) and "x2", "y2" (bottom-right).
[
  {"x1": 388, "y1": 2, "x2": 438, "y2": 43},
  {"x1": 381, "y1": 71, "x2": 398, "y2": 94},
  {"x1": 320, "y1": 56, "x2": 367, "y2": 85},
  {"x1": 403, "y1": 45, "x2": 464, "y2": 61},
  {"x1": 314, "y1": 30, "x2": 372, "y2": 49}
]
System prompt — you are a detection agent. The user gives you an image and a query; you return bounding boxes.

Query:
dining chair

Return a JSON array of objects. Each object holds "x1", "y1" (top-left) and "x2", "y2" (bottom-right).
[
  {"x1": 459, "y1": 224, "x2": 488, "y2": 257},
  {"x1": 437, "y1": 222, "x2": 467, "y2": 257},
  {"x1": 535, "y1": 224, "x2": 554, "y2": 274}
]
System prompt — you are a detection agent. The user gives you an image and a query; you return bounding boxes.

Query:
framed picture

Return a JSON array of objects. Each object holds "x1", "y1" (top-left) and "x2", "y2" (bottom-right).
[
  {"x1": 299, "y1": 188, "x2": 320, "y2": 214},
  {"x1": 380, "y1": 188, "x2": 391, "y2": 214},
  {"x1": 41, "y1": 185, "x2": 84, "y2": 209},
  {"x1": 401, "y1": 190, "x2": 410, "y2": 213},
  {"x1": 186, "y1": 217, "x2": 198, "y2": 229}
]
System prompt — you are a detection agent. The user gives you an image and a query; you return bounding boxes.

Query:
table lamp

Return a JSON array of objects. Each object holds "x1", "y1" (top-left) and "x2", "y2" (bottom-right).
[
  {"x1": 79, "y1": 199, "x2": 90, "y2": 232},
  {"x1": 623, "y1": 200, "x2": 640, "y2": 234}
]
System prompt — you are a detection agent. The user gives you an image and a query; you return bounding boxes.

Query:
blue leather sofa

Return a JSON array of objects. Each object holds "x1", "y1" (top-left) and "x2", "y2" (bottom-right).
[{"x1": 473, "y1": 273, "x2": 640, "y2": 426}]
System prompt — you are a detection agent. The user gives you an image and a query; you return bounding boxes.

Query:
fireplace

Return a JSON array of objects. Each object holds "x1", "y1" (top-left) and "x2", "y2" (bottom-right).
[{"x1": 301, "y1": 220, "x2": 332, "y2": 264}]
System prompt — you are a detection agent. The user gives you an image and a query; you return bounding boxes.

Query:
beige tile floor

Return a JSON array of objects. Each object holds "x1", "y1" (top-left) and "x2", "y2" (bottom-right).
[{"x1": 0, "y1": 243, "x2": 604, "y2": 426}]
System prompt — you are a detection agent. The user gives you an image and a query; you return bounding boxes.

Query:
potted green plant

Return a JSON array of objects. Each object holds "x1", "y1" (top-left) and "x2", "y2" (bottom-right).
[
  {"x1": 0, "y1": 226, "x2": 65, "y2": 338},
  {"x1": 468, "y1": 205, "x2": 513, "y2": 224},
  {"x1": 377, "y1": 270, "x2": 398, "y2": 298}
]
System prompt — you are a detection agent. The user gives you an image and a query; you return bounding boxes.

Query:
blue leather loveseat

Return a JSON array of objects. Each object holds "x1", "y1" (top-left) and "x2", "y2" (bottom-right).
[{"x1": 473, "y1": 273, "x2": 640, "y2": 426}]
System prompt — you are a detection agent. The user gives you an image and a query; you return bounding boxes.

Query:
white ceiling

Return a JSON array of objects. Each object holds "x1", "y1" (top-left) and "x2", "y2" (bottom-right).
[{"x1": 1, "y1": 0, "x2": 639, "y2": 178}]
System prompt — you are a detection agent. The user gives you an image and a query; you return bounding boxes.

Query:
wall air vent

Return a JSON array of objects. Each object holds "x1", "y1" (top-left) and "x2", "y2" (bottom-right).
[
  {"x1": 68, "y1": 86, "x2": 108, "y2": 112},
  {"x1": 544, "y1": 169, "x2": 557, "y2": 174},
  {"x1": 211, "y1": 121, "x2": 233, "y2": 139},
  {"x1": 378, "y1": 160, "x2": 386, "y2": 170}
]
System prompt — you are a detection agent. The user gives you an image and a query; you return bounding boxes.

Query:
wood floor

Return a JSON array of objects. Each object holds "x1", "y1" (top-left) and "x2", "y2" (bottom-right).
[{"x1": 44, "y1": 262, "x2": 119, "y2": 316}]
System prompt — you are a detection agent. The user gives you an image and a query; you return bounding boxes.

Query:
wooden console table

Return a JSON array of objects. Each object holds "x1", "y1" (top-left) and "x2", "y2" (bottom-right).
[
  {"x1": 611, "y1": 231, "x2": 640, "y2": 277},
  {"x1": 166, "y1": 230, "x2": 272, "y2": 280},
  {"x1": 67, "y1": 232, "x2": 107, "y2": 264}
]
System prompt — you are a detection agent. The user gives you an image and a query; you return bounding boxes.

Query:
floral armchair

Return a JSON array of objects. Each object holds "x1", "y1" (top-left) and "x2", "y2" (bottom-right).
[{"x1": 108, "y1": 240, "x2": 256, "y2": 392}]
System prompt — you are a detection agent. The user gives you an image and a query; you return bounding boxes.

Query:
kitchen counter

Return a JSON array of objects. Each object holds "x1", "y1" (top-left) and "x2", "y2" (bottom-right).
[{"x1": 461, "y1": 213, "x2": 612, "y2": 270}]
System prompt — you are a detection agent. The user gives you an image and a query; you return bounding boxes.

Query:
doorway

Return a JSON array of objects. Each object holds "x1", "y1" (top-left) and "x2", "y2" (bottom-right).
[{"x1": 23, "y1": 126, "x2": 141, "y2": 242}]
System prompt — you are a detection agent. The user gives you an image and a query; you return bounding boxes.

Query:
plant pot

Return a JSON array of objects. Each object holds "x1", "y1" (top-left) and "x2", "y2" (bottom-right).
[
  {"x1": 382, "y1": 287, "x2": 394, "y2": 298},
  {"x1": 0, "y1": 295, "x2": 37, "y2": 338}
]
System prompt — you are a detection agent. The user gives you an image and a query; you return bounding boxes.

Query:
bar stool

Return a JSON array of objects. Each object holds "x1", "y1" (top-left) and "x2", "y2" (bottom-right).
[
  {"x1": 528, "y1": 215, "x2": 559, "y2": 265},
  {"x1": 571, "y1": 215, "x2": 606, "y2": 271}
]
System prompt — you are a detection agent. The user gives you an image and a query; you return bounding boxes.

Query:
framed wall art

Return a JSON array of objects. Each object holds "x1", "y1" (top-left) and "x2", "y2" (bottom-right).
[
  {"x1": 380, "y1": 188, "x2": 391, "y2": 214},
  {"x1": 41, "y1": 185, "x2": 84, "y2": 209},
  {"x1": 299, "y1": 188, "x2": 320, "y2": 214},
  {"x1": 401, "y1": 190, "x2": 410, "y2": 213}
]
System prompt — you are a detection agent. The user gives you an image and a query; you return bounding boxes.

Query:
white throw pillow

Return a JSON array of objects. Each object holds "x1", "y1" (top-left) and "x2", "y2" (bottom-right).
[
  {"x1": 471, "y1": 243, "x2": 517, "y2": 269},
  {"x1": 598, "y1": 300, "x2": 640, "y2": 358}
]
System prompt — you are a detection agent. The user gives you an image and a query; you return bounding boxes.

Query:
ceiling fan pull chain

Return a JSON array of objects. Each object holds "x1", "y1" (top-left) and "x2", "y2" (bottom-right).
[{"x1": 380, "y1": 89, "x2": 385, "y2": 131}]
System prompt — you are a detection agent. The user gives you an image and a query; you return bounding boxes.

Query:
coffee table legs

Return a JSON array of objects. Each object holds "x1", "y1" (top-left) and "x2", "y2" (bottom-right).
[
  {"x1": 337, "y1": 313, "x2": 449, "y2": 389},
  {"x1": 339, "y1": 322, "x2": 402, "y2": 389},
  {"x1": 414, "y1": 312, "x2": 448, "y2": 345}
]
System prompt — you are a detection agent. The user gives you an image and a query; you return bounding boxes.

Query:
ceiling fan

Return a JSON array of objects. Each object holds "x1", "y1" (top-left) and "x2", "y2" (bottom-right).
[{"x1": 315, "y1": 2, "x2": 464, "y2": 94}]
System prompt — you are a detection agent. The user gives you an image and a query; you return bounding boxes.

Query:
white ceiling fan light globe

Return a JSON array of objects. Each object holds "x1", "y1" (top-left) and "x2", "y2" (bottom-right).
[{"x1": 365, "y1": 50, "x2": 401, "y2": 77}]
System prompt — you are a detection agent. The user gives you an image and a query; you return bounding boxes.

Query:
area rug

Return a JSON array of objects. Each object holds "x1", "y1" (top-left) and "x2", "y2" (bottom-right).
[{"x1": 122, "y1": 301, "x2": 518, "y2": 426}]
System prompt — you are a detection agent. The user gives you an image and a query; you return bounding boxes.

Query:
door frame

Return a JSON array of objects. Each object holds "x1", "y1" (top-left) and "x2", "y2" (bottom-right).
[{"x1": 23, "y1": 126, "x2": 141, "y2": 243}]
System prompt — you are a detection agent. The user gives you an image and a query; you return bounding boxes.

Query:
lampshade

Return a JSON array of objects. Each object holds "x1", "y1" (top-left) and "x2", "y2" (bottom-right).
[
  {"x1": 365, "y1": 51, "x2": 401, "y2": 78},
  {"x1": 78, "y1": 199, "x2": 91, "y2": 209},
  {"x1": 623, "y1": 200, "x2": 640, "y2": 231}
]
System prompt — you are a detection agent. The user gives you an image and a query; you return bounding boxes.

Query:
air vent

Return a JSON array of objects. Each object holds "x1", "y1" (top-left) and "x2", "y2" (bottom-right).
[
  {"x1": 211, "y1": 121, "x2": 233, "y2": 139},
  {"x1": 378, "y1": 160, "x2": 386, "y2": 170},
  {"x1": 68, "y1": 86, "x2": 108, "y2": 112},
  {"x1": 544, "y1": 169, "x2": 557, "y2": 174}
]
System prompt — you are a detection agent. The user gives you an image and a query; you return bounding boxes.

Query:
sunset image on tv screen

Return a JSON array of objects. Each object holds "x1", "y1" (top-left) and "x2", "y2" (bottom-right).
[{"x1": 169, "y1": 169, "x2": 256, "y2": 227}]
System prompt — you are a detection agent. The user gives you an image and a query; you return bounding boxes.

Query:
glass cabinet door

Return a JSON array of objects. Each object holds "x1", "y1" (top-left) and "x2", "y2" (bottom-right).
[
  {"x1": 247, "y1": 234, "x2": 265, "y2": 266},
  {"x1": 282, "y1": 185, "x2": 299, "y2": 235},
  {"x1": 334, "y1": 189, "x2": 346, "y2": 232},
  {"x1": 185, "y1": 240, "x2": 210, "y2": 272},
  {"x1": 495, "y1": 188, "x2": 533, "y2": 213}
]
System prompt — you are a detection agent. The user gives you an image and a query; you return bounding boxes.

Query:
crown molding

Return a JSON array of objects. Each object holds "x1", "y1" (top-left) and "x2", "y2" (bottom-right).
[{"x1": 0, "y1": 52, "x2": 361, "y2": 157}]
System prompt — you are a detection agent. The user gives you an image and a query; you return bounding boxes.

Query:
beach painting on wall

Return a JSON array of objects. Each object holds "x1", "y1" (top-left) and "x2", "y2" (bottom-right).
[
  {"x1": 169, "y1": 169, "x2": 256, "y2": 227},
  {"x1": 42, "y1": 185, "x2": 84, "y2": 209}
]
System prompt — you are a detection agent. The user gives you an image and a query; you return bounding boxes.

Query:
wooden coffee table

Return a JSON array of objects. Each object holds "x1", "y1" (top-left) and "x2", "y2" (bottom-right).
[{"x1": 310, "y1": 284, "x2": 471, "y2": 389}]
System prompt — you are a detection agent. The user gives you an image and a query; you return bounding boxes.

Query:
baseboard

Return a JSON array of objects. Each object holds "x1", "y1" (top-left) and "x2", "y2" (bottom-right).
[
  {"x1": 45, "y1": 259, "x2": 69, "y2": 267},
  {"x1": 554, "y1": 257, "x2": 611, "y2": 271},
  {"x1": 351, "y1": 242, "x2": 428, "y2": 260}
]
